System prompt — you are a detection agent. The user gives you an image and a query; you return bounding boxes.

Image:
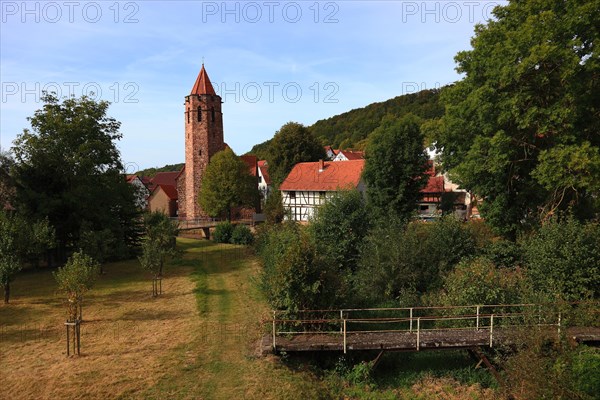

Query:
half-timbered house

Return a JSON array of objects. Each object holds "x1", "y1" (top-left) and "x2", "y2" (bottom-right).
[{"x1": 279, "y1": 159, "x2": 365, "y2": 222}]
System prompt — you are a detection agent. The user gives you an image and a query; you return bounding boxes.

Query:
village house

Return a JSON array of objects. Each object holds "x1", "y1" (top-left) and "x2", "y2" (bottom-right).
[
  {"x1": 126, "y1": 174, "x2": 150, "y2": 208},
  {"x1": 280, "y1": 159, "x2": 365, "y2": 222},
  {"x1": 332, "y1": 149, "x2": 365, "y2": 161},
  {"x1": 279, "y1": 158, "x2": 472, "y2": 222},
  {"x1": 147, "y1": 171, "x2": 180, "y2": 217},
  {"x1": 257, "y1": 160, "x2": 272, "y2": 200}
]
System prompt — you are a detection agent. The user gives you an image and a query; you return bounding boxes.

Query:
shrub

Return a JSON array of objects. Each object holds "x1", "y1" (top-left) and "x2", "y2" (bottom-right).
[
  {"x1": 437, "y1": 257, "x2": 525, "y2": 307},
  {"x1": 522, "y1": 217, "x2": 600, "y2": 301},
  {"x1": 257, "y1": 222, "x2": 341, "y2": 311},
  {"x1": 484, "y1": 239, "x2": 522, "y2": 268},
  {"x1": 230, "y1": 224, "x2": 254, "y2": 245},
  {"x1": 213, "y1": 221, "x2": 234, "y2": 243}
]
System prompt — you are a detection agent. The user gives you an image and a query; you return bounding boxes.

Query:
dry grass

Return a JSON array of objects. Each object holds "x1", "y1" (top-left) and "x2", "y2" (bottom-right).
[
  {"x1": 0, "y1": 255, "x2": 198, "y2": 400},
  {"x1": 0, "y1": 239, "x2": 324, "y2": 400}
]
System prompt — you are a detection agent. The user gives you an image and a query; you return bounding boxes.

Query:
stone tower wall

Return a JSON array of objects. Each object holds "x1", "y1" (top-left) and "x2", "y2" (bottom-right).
[{"x1": 182, "y1": 93, "x2": 224, "y2": 219}]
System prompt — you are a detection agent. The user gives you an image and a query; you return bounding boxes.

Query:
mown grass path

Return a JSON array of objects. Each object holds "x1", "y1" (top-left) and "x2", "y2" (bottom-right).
[{"x1": 141, "y1": 238, "x2": 326, "y2": 400}]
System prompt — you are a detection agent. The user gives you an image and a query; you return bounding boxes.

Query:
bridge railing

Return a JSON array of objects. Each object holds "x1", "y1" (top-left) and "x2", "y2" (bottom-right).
[{"x1": 270, "y1": 302, "x2": 600, "y2": 353}]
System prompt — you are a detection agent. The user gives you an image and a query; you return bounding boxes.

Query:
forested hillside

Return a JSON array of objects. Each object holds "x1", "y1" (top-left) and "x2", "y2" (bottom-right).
[
  {"x1": 135, "y1": 163, "x2": 184, "y2": 177},
  {"x1": 249, "y1": 88, "x2": 444, "y2": 160}
]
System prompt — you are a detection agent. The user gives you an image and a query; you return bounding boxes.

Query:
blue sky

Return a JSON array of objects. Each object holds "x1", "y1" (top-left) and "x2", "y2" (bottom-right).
[{"x1": 1, "y1": 0, "x2": 506, "y2": 171}]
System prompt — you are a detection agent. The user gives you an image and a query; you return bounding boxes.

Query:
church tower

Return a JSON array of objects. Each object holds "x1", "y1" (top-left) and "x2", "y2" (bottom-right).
[{"x1": 179, "y1": 65, "x2": 224, "y2": 219}]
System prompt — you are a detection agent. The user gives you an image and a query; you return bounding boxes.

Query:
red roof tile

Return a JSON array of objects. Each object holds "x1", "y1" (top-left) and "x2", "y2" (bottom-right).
[
  {"x1": 280, "y1": 160, "x2": 365, "y2": 191},
  {"x1": 190, "y1": 64, "x2": 216, "y2": 96},
  {"x1": 152, "y1": 184, "x2": 178, "y2": 200},
  {"x1": 240, "y1": 155, "x2": 258, "y2": 177},
  {"x1": 340, "y1": 150, "x2": 364, "y2": 160},
  {"x1": 151, "y1": 171, "x2": 179, "y2": 186},
  {"x1": 258, "y1": 161, "x2": 271, "y2": 185},
  {"x1": 421, "y1": 175, "x2": 444, "y2": 193}
]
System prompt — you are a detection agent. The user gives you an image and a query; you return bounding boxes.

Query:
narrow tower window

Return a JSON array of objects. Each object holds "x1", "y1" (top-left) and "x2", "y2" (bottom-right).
[
  {"x1": 197, "y1": 106, "x2": 202, "y2": 122},
  {"x1": 186, "y1": 108, "x2": 190, "y2": 123},
  {"x1": 211, "y1": 107, "x2": 215, "y2": 122}
]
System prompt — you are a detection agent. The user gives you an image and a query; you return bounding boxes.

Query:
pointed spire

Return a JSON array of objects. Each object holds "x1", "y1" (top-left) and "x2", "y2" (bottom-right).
[{"x1": 190, "y1": 64, "x2": 216, "y2": 96}]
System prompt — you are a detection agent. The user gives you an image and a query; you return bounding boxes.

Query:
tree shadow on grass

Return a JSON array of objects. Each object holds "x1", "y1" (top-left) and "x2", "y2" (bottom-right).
[{"x1": 119, "y1": 308, "x2": 191, "y2": 321}]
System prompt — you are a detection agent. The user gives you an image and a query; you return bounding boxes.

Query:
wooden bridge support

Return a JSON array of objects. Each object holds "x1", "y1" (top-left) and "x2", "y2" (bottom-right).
[{"x1": 468, "y1": 347, "x2": 504, "y2": 386}]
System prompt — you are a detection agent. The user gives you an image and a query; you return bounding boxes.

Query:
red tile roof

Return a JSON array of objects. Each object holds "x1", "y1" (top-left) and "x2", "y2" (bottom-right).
[
  {"x1": 280, "y1": 160, "x2": 365, "y2": 191},
  {"x1": 240, "y1": 155, "x2": 258, "y2": 177},
  {"x1": 421, "y1": 175, "x2": 444, "y2": 193},
  {"x1": 258, "y1": 160, "x2": 271, "y2": 185},
  {"x1": 337, "y1": 150, "x2": 365, "y2": 160},
  {"x1": 190, "y1": 64, "x2": 216, "y2": 96},
  {"x1": 152, "y1": 184, "x2": 178, "y2": 200},
  {"x1": 151, "y1": 171, "x2": 179, "y2": 186}
]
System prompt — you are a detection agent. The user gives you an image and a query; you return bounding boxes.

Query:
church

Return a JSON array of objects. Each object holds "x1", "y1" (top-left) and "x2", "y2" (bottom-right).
[{"x1": 176, "y1": 65, "x2": 225, "y2": 220}]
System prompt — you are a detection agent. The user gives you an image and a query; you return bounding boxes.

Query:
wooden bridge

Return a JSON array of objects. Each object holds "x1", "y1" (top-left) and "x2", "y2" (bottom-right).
[
  {"x1": 261, "y1": 303, "x2": 600, "y2": 355},
  {"x1": 174, "y1": 218, "x2": 255, "y2": 239}
]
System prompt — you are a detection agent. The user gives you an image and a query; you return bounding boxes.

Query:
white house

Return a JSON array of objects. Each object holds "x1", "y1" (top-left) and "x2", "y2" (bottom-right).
[
  {"x1": 333, "y1": 150, "x2": 365, "y2": 161},
  {"x1": 279, "y1": 159, "x2": 366, "y2": 222},
  {"x1": 257, "y1": 160, "x2": 272, "y2": 200},
  {"x1": 126, "y1": 174, "x2": 150, "y2": 209}
]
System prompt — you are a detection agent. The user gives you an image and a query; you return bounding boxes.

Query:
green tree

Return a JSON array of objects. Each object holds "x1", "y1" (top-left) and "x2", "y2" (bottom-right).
[
  {"x1": 139, "y1": 212, "x2": 179, "y2": 296},
  {"x1": 436, "y1": 0, "x2": 600, "y2": 236},
  {"x1": 523, "y1": 217, "x2": 600, "y2": 301},
  {"x1": 267, "y1": 122, "x2": 325, "y2": 186},
  {"x1": 363, "y1": 114, "x2": 429, "y2": 220},
  {"x1": 79, "y1": 225, "x2": 114, "y2": 274},
  {"x1": 54, "y1": 251, "x2": 100, "y2": 321},
  {"x1": 264, "y1": 189, "x2": 286, "y2": 224},
  {"x1": 0, "y1": 151, "x2": 16, "y2": 210},
  {"x1": 12, "y1": 93, "x2": 140, "y2": 260},
  {"x1": 0, "y1": 212, "x2": 55, "y2": 303},
  {"x1": 199, "y1": 148, "x2": 258, "y2": 220},
  {"x1": 0, "y1": 217, "x2": 20, "y2": 304},
  {"x1": 257, "y1": 223, "x2": 340, "y2": 311},
  {"x1": 310, "y1": 190, "x2": 370, "y2": 271}
]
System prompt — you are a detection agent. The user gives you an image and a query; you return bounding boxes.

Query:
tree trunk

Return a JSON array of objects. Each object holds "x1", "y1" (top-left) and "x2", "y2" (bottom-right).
[{"x1": 4, "y1": 282, "x2": 9, "y2": 304}]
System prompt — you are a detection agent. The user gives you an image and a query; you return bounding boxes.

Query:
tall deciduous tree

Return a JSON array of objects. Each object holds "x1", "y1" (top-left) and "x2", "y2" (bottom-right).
[
  {"x1": 362, "y1": 114, "x2": 429, "y2": 220},
  {"x1": 12, "y1": 93, "x2": 140, "y2": 259},
  {"x1": 436, "y1": 0, "x2": 600, "y2": 236},
  {"x1": 267, "y1": 122, "x2": 325, "y2": 186},
  {"x1": 199, "y1": 148, "x2": 258, "y2": 220}
]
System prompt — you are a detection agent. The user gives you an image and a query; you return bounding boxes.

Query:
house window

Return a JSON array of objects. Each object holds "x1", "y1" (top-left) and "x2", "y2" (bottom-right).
[
  {"x1": 420, "y1": 205, "x2": 429, "y2": 211},
  {"x1": 319, "y1": 191, "x2": 326, "y2": 199},
  {"x1": 197, "y1": 106, "x2": 202, "y2": 122},
  {"x1": 258, "y1": 176, "x2": 262, "y2": 183},
  {"x1": 289, "y1": 191, "x2": 296, "y2": 199}
]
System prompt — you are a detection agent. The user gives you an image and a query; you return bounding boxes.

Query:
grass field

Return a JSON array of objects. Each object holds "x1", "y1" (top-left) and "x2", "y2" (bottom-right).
[{"x1": 0, "y1": 238, "x2": 499, "y2": 399}]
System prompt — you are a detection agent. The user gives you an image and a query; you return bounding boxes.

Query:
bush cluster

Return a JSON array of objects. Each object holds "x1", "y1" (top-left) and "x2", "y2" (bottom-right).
[{"x1": 213, "y1": 222, "x2": 254, "y2": 246}]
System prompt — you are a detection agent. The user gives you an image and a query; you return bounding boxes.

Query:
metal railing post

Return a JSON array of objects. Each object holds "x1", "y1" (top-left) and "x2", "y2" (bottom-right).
[
  {"x1": 340, "y1": 310, "x2": 344, "y2": 334},
  {"x1": 476, "y1": 305, "x2": 480, "y2": 330},
  {"x1": 489, "y1": 314, "x2": 494, "y2": 348},
  {"x1": 343, "y1": 319, "x2": 347, "y2": 354},
  {"x1": 272, "y1": 311, "x2": 276, "y2": 351},
  {"x1": 416, "y1": 317, "x2": 421, "y2": 351},
  {"x1": 409, "y1": 308, "x2": 413, "y2": 332}
]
